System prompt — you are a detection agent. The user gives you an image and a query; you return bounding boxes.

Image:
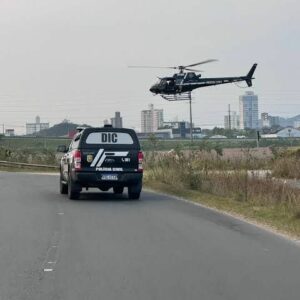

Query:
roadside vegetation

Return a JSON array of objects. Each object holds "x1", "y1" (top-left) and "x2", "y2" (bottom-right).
[
  {"x1": 271, "y1": 147, "x2": 300, "y2": 179},
  {"x1": 2, "y1": 135, "x2": 300, "y2": 152},
  {"x1": 0, "y1": 147, "x2": 57, "y2": 165},
  {"x1": 0, "y1": 136, "x2": 70, "y2": 151},
  {"x1": 141, "y1": 137, "x2": 300, "y2": 152}
]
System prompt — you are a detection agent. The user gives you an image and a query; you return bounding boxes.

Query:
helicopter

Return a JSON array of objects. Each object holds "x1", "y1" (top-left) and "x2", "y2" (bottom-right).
[{"x1": 129, "y1": 60, "x2": 257, "y2": 100}]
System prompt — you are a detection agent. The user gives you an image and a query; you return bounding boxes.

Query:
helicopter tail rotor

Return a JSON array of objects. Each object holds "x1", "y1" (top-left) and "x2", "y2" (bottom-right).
[{"x1": 245, "y1": 63, "x2": 257, "y2": 87}]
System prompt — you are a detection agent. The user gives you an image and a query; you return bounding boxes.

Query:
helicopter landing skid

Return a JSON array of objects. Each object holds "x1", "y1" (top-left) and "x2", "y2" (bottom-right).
[{"x1": 160, "y1": 92, "x2": 192, "y2": 101}]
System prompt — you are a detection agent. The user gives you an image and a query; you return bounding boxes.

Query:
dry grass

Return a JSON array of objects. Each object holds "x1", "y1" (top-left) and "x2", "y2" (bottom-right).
[
  {"x1": 271, "y1": 148, "x2": 300, "y2": 179},
  {"x1": 0, "y1": 147, "x2": 58, "y2": 165}
]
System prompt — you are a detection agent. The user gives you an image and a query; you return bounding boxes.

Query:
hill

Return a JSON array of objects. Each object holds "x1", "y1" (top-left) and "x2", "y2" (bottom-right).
[
  {"x1": 32, "y1": 121, "x2": 91, "y2": 137},
  {"x1": 279, "y1": 114, "x2": 300, "y2": 127}
]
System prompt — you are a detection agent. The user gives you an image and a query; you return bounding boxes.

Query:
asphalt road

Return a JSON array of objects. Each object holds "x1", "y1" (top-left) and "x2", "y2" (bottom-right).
[{"x1": 1, "y1": 172, "x2": 300, "y2": 300}]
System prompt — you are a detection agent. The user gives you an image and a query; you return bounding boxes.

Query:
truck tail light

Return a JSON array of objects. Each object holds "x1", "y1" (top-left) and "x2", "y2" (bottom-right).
[
  {"x1": 138, "y1": 151, "x2": 144, "y2": 172},
  {"x1": 74, "y1": 150, "x2": 81, "y2": 171}
]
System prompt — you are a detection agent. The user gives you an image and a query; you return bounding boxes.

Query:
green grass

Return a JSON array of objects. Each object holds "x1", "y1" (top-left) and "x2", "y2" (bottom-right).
[
  {"x1": 0, "y1": 137, "x2": 70, "y2": 151},
  {"x1": 1, "y1": 136, "x2": 300, "y2": 152},
  {"x1": 141, "y1": 138, "x2": 300, "y2": 151}
]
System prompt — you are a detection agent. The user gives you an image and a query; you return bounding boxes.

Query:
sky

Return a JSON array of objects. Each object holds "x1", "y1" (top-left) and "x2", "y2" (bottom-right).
[{"x1": 0, "y1": 0, "x2": 299, "y2": 133}]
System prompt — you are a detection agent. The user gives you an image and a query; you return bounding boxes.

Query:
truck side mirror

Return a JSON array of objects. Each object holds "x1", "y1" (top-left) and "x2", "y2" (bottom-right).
[{"x1": 57, "y1": 145, "x2": 67, "y2": 153}]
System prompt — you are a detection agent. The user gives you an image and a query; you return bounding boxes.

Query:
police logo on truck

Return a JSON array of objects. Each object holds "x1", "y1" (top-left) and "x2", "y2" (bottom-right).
[
  {"x1": 86, "y1": 154, "x2": 94, "y2": 163},
  {"x1": 90, "y1": 149, "x2": 129, "y2": 169}
]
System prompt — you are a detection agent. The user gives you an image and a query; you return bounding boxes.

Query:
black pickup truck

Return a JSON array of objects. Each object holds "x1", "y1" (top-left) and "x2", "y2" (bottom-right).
[{"x1": 57, "y1": 126, "x2": 143, "y2": 200}]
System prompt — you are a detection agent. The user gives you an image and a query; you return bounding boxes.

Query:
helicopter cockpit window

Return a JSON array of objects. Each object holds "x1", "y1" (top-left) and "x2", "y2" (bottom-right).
[
  {"x1": 166, "y1": 79, "x2": 174, "y2": 88},
  {"x1": 175, "y1": 74, "x2": 184, "y2": 84},
  {"x1": 187, "y1": 73, "x2": 196, "y2": 79},
  {"x1": 159, "y1": 79, "x2": 167, "y2": 87},
  {"x1": 185, "y1": 72, "x2": 197, "y2": 82}
]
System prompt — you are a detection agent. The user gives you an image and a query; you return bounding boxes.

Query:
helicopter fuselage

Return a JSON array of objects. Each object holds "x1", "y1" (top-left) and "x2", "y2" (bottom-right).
[{"x1": 150, "y1": 64, "x2": 257, "y2": 95}]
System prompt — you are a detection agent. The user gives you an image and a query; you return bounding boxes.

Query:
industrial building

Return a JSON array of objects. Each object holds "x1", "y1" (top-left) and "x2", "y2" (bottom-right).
[
  {"x1": 5, "y1": 129, "x2": 15, "y2": 137},
  {"x1": 141, "y1": 104, "x2": 163, "y2": 133},
  {"x1": 224, "y1": 111, "x2": 239, "y2": 129},
  {"x1": 110, "y1": 111, "x2": 123, "y2": 128},
  {"x1": 261, "y1": 127, "x2": 300, "y2": 138},
  {"x1": 26, "y1": 116, "x2": 49, "y2": 135}
]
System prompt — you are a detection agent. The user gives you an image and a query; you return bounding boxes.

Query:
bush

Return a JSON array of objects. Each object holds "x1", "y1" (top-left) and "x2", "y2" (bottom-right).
[
  {"x1": 0, "y1": 147, "x2": 57, "y2": 165},
  {"x1": 271, "y1": 148, "x2": 300, "y2": 179}
]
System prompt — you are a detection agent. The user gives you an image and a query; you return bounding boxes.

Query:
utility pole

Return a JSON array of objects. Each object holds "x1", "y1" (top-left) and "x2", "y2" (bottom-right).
[
  {"x1": 189, "y1": 98, "x2": 193, "y2": 143},
  {"x1": 228, "y1": 104, "x2": 231, "y2": 130},
  {"x1": 256, "y1": 130, "x2": 260, "y2": 148},
  {"x1": 2, "y1": 124, "x2": 4, "y2": 135}
]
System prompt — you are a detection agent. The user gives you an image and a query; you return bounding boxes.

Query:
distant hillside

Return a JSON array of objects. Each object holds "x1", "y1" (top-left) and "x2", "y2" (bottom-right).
[
  {"x1": 279, "y1": 114, "x2": 300, "y2": 127},
  {"x1": 33, "y1": 122, "x2": 91, "y2": 137}
]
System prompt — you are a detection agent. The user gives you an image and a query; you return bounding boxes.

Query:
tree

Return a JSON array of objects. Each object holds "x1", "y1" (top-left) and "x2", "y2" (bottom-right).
[{"x1": 148, "y1": 133, "x2": 159, "y2": 151}]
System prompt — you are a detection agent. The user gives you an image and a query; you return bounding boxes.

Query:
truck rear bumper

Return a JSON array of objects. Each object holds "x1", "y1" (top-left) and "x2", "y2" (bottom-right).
[{"x1": 72, "y1": 171, "x2": 143, "y2": 188}]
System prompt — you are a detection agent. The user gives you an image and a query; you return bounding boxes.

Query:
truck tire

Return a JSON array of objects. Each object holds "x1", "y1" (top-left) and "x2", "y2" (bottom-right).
[
  {"x1": 113, "y1": 187, "x2": 124, "y2": 194},
  {"x1": 60, "y1": 174, "x2": 68, "y2": 194},
  {"x1": 128, "y1": 181, "x2": 142, "y2": 200},
  {"x1": 68, "y1": 176, "x2": 81, "y2": 200}
]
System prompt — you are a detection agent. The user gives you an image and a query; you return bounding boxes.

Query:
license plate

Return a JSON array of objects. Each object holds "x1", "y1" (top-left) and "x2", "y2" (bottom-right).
[{"x1": 101, "y1": 174, "x2": 118, "y2": 181}]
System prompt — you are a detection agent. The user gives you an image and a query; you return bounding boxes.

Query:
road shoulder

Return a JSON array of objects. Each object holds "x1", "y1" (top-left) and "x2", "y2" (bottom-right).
[{"x1": 144, "y1": 181, "x2": 300, "y2": 242}]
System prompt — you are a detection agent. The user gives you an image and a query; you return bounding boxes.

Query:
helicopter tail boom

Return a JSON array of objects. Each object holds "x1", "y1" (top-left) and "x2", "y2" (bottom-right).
[{"x1": 245, "y1": 63, "x2": 257, "y2": 87}]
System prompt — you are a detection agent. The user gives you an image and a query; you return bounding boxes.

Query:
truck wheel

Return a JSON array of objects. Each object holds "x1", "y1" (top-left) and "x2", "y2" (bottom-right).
[
  {"x1": 60, "y1": 174, "x2": 68, "y2": 194},
  {"x1": 68, "y1": 176, "x2": 81, "y2": 200},
  {"x1": 113, "y1": 187, "x2": 124, "y2": 194},
  {"x1": 128, "y1": 181, "x2": 142, "y2": 200}
]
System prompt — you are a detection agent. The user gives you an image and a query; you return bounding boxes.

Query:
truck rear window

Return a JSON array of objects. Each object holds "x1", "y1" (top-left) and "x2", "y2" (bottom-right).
[{"x1": 85, "y1": 132, "x2": 134, "y2": 145}]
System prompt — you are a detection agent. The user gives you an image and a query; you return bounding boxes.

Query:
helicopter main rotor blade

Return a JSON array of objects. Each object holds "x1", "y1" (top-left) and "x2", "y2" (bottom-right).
[
  {"x1": 128, "y1": 59, "x2": 217, "y2": 71},
  {"x1": 185, "y1": 59, "x2": 218, "y2": 68},
  {"x1": 128, "y1": 66, "x2": 177, "y2": 69},
  {"x1": 184, "y1": 68, "x2": 204, "y2": 72}
]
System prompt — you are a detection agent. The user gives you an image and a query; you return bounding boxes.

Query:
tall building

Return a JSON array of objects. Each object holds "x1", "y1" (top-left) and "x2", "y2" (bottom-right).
[
  {"x1": 26, "y1": 116, "x2": 49, "y2": 135},
  {"x1": 141, "y1": 104, "x2": 164, "y2": 133},
  {"x1": 224, "y1": 111, "x2": 239, "y2": 129},
  {"x1": 239, "y1": 91, "x2": 259, "y2": 129},
  {"x1": 110, "y1": 111, "x2": 123, "y2": 128}
]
